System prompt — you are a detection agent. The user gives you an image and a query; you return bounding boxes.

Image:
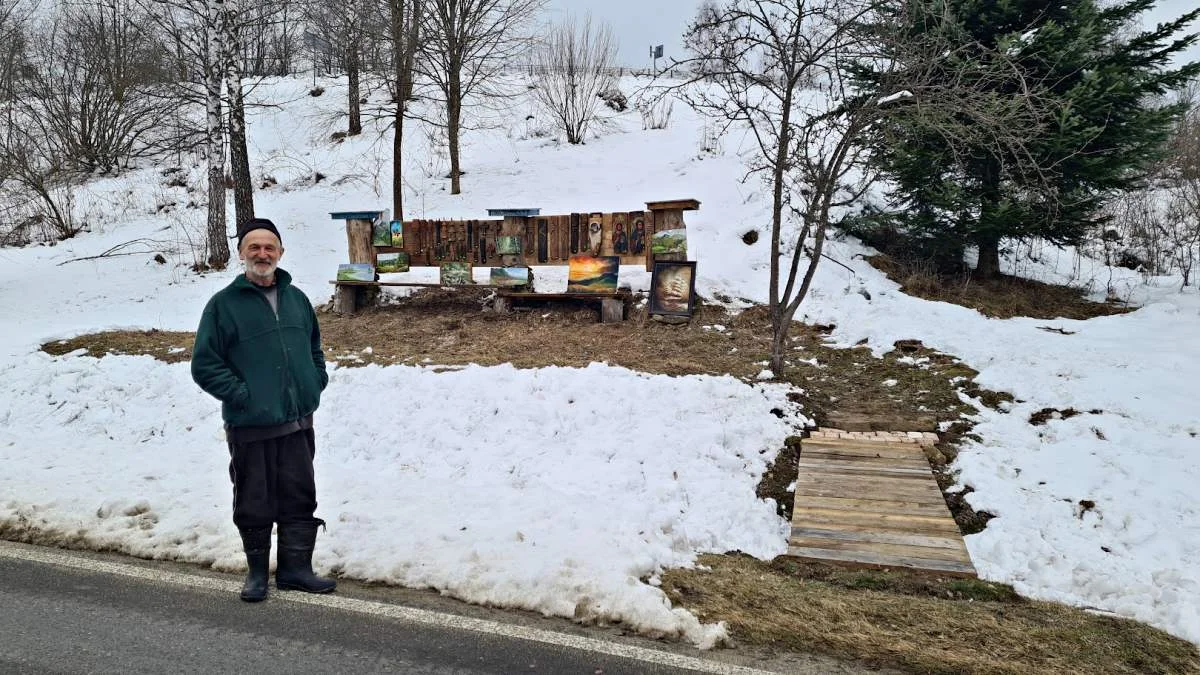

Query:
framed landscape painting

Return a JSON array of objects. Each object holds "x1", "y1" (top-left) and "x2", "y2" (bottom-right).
[
  {"x1": 372, "y1": 219, "x2": 392, "y2": 247},
  {"x1": 490, "y1": 266, "x2": 530, "y2": 287},
  {"x1": 651, "y1": 228, "x2": 687, "y2": 255},
  {"x1": 566, "y1": 255, "x2": 619, "y2": 293},
  {"x1": 390, "y1": 220, "x2": 404, "y2": 248},
  {"x1": 336, "y1": 263, "x2": 375, "y2": 282},
  {"x1": 376, "y1": 252, "x2": 410, "y2": 273},
  {"x1": 649, "y1": 261, "x2": 696, "y2": 317},
  {"x1": 440, "y1": 261, "x2": 473, "y2": 285}
]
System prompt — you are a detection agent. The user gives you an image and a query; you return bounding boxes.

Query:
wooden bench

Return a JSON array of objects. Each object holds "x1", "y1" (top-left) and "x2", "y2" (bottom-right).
[
  {"x1": 329, "y1": 280, "x2": 519, "y2": 314},
  {"x1": 493, "y1": 290, "x2": 631, "y2": 324}
]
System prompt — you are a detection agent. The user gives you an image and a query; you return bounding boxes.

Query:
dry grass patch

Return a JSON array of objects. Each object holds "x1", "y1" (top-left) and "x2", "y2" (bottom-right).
[
  {"x1": 41, "y1": 329, "x2": 195, "y2": 364},
  {"x1": 869, "y1": 255, "x2": 1134, "y2": 320},
  {"x1": 663, "y1": 554, "x2": 1200, "y2": 675}
]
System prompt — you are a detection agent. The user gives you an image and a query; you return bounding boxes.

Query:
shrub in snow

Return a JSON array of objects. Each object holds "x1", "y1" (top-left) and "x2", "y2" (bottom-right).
[
  {"x1": 639, "y1": 99, "x2": 673, "y2": 130},
  {"x1": 598, "y1": 87, "x2": 627, "y2": 112}
]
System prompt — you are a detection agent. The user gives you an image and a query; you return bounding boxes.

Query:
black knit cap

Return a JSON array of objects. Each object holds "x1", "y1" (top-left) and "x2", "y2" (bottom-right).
[{"x1": 236, "y1": 217, "x2": 282, "y2": 249}]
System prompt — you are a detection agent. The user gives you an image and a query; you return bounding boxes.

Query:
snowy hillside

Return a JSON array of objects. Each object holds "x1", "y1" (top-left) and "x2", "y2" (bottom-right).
[{"x1": 0, "y1": 74, "x2": 1197, "y2": 646}]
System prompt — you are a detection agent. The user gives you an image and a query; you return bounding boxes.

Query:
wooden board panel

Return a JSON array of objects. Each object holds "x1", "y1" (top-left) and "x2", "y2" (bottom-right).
[
  {"x1": 804, "y1": 439, "x2": 930, "y2": 452},
  {"x1": 801, "y1": 450, "x2": 930, "y2": 466},
  {"x1": 789, "y1": 537, "x2": 970, "y2": 563},
  {"x1": 791, "y1": 526, "x2": 965, "y2": 551},
  {"x1": 801, "y1": 460, "x2": 932, "y2": 475},
  {"x1": 798, "y1": 461, "x2": 931, "y2": 477},
  {"x1": 797, "y1": 496, "x2": 950, "y2": 517},
  {"x1": 786, "y1": 546, "x2": 976, "y2": 576},
  {"x1": 795, "y1": 474, "x2": 943, "y2": 493},
  {"x1": 793, "y1": 506, "x2": 960, "y2": 530}
]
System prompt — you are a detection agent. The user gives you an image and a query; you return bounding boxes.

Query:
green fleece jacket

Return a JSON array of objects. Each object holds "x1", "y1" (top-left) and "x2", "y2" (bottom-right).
[{"x1": 191, "y1": 269, "x2": 328, "y2": 428}]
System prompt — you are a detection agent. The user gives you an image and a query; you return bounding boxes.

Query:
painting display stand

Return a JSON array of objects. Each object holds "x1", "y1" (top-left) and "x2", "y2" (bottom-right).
[{"x1": 329, "y1": 201, "x2": 699, "y2": 318}]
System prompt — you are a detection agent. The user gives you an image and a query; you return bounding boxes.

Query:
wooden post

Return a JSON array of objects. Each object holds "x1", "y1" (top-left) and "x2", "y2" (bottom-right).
[
  {"x1": 600, "y1": 297, "x2": 624, "y2": 323},
  {"x1": 331, "y1": 210, "x2": 386, "y2": 309},
  {"x1": 494, "y1": 295, "x2": 511, "y2": 315},
  {"x1": 644, "y1": 200, "x2": 700, "y2": 272},
  {"x1": 333, "y1": 284, "x2": 357, "y2": 314},
  {"x1": 346, "y1": 218, "x2": 378, "y2": 308},
  {"x1": 487, "y1": 208, "x2": 539, "y2": 290}
]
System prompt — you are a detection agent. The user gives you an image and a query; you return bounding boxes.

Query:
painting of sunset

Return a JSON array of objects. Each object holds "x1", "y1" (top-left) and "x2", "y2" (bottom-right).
[{"x1": 567, "y1": 255, "x2": 619, "y2": 292}]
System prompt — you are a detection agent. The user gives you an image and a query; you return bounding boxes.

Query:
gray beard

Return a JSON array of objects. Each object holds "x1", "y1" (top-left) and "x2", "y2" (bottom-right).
[{"x1": 243, "y1": 259, "x2": 277, "y2": 284}]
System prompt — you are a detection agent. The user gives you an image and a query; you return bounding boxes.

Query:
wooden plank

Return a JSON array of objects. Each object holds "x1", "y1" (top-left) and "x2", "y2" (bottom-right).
[
  {"x1": 793, "y1": 506, "x2": 958, "y2": 527},
  {"x1": 645, "y1": 198, "x2": 701, "y2": 211},
  {"x1": 803, "y1": 441, "x2": 926, "y2": 456},
  {"x1": 791, "y1": 526, "x2": 965, "y2": 551},
  {"x1": 789, "y1": 537, "x2": 971, "y2": 563},
  {"x1": 557, "y1": 215, "x2": 569, "y2": 261},
  {"x1": 794, "y1": 496, "x2": 949, "y2": 518},
  {"x1": 796, "y1": 485, "x2": 945, "y2": 506},
  {"x1": 801, "y1": 450, "x2": 930, "y2": 467},
  {"x1": 792, "y1": 510, "x2": 961, "y2": 536},
  {"x1": 796, "y1": 470, "x2": 945, "y2": 485},
  {"x1": 786, "y1": 546, "x2": 976, "y2": 576},
  {"x1": 801, "y1": 450, "x2": 929, "y2": 464},
  {"x1": 801, "y1": 460, "x2": 931, "y2": 474},
  {"x1": 798, "y1": 462, "x2": 931, "y2": 477},
  {"x1": 795, "y1": 475, "x2": 944, "y2": 495},
  {"x1": 796, "y1": 468, "x2": 939, "y2": 484},
  {"x1": 790, "y1": 513, "x2": 960, "y2": 538},
  {"x1": 800, "y1": 470, "x2": 932, "y2": 484},
  {"x1": 802, "y1": 448, "x2": 927, "y2": 462},
  {"x1": 792, "y1": 492, "x2": 950, "y2": 506},
  {"x1": 795, "y1": 475, "x2": 942, "y2": 492},
  {"x1": 804, "y1": 439, "x2": 931, "y2": 452},
  {"x1": 496, "y1": 291, "x2": 630, "y2": 299}
]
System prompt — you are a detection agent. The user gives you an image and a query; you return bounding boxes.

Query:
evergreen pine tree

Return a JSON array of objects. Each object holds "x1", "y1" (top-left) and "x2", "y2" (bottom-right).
[{"x1": 858, "y1": 0, "x2": 1200, "y2": 277}]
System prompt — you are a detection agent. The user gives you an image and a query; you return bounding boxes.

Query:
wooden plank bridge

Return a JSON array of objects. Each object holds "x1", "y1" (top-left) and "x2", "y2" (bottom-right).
[{"x1": 788, "y1": 429, "x2": 977, "y2": 577}]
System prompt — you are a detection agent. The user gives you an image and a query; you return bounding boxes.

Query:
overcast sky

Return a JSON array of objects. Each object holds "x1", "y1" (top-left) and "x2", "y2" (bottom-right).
[{"x1": 548, "y1": 0, "x2": 1200, "y2": 69}]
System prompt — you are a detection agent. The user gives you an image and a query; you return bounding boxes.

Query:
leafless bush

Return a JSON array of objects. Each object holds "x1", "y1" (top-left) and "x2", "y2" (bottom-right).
[
  {"x1": 1100, "y1": 82, "x2": 1200, "y2": 287},
  {"x1": 17, "y1": 0, "x2": 179, "y2": 175},
  {"x1": 638, "y1": 98, "x2": 673, "y2": 130},
  {"x1": 531, "y1": 14, "x2": 617, "y2": 145},
  {"x1": 0, "y1": 121, "x2": 84, "y2": 242}
]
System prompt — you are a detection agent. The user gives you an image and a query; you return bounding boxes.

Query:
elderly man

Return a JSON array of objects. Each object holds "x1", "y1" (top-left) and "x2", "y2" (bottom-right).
[{"x1": 191, "y1": 217, "x2": 336, "y2": 602}]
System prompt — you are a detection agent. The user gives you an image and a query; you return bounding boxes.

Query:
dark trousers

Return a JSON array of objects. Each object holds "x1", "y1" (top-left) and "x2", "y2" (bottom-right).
[{"x1": 227, "y1": 428, "x2": 320, "y2": 530}]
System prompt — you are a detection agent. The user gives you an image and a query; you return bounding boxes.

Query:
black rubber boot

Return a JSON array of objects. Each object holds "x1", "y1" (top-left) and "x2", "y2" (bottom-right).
[
  {"x1": 275, "y1": 521, "x2": 336, "y2": 594},
  {"x1": 238, "y1": 526, "x2": 272, "y2": 602}
]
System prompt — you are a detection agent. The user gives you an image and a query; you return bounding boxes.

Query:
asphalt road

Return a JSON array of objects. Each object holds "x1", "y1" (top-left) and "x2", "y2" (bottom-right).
[{"x1": 0, "y1": 542, "x2": 875, "y2": 675}]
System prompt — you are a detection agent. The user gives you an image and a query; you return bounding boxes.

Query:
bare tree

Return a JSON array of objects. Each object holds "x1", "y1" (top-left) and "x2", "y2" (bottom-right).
[
  {"x1": 17, "y1": 0, "x2": 177, "y2": 174},
  {"x1": 305, "y1": 0, "x2": 380, "y2": 136},
  {"x1": 667, "y1": 0, "x2": 1045, "y2": 375},
  {"x1": 143, "y1": 0, "x2": 290, "y2": 265},
  {"x1": 386, "y1": 0, "x2": 421, "y2": 217},
  {"x1": 416, "y1": 0, "x2": 545, "y2": 194},
  {"x1": 531, "y1": 14, "x2": 616, "y2": 145},
  {"x1": 0, "y1": 0, "x2": 27, "y2": 107}
]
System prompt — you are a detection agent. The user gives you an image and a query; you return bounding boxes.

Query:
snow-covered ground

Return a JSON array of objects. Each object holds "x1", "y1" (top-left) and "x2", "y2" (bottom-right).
[{"x1": 1, "y1": 74, "x2": 1197, "y2": 646}]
